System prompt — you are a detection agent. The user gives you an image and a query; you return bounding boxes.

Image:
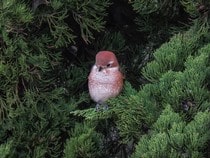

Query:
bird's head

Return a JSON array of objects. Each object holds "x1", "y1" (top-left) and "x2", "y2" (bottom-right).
[{"x1": 95, "y1": 51, "x2": 119, "y2": 71}]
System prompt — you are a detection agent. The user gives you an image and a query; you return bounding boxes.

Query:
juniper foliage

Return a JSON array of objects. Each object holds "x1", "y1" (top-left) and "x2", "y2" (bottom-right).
[
  {"x1": 64, "y1": 122, "x2": 104, "y2": 158},
  {"x1": 131, "y1": 20, "x2": 210, "y2": 158},
  {"x1": 1, "y1": 0, "x2": 210, "y2": 157},
  {"x1": 132, "y1": 105, "x2": 210, "y2": 158},
  {"x1": 0, "y1": 0, "x2": 109, "y2": 157}
]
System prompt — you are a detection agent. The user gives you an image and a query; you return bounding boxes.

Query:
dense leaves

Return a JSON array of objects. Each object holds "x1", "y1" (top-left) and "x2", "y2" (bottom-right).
[{"x1": 0, "y1": 0, "x2": 210, "y2": 157}]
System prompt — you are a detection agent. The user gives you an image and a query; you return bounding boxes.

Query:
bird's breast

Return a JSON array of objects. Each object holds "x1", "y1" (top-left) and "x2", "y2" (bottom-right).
[{"x1": 88, "y1": 65, "x2": 123, "y2": 102}]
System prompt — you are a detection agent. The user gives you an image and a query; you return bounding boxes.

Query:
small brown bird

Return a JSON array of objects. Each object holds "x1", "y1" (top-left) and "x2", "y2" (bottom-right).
[{"x1": 88, "y1": 51, "x2": 124, "y2": 110}]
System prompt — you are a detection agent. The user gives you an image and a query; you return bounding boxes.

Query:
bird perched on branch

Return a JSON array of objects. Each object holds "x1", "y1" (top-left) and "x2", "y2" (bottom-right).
[{"x1": 88, "y1": 51, "x2": 124, "y2": 110}]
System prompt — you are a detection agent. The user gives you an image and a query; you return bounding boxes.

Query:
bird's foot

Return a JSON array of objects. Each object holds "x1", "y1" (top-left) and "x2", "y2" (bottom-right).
[
  {"x1": 103, "y1": 103, "x2": 109, "y2": 110},
  {"x1": 95, "y1": 103, "x2": 101, "y2": 111},
  {"x1": 95, "y1": 102, "x2": 109, "y2": 111}
]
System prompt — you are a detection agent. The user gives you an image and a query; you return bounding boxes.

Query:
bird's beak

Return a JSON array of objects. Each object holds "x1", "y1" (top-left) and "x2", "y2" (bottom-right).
[{"x1": 98, "y1": 66, "x2": 103, "y2": 72}]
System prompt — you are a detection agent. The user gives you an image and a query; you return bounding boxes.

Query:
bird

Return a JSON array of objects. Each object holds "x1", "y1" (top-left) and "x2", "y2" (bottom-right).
[{"x1": 88, "y1": 51, "x2": 124, "y2": 110}]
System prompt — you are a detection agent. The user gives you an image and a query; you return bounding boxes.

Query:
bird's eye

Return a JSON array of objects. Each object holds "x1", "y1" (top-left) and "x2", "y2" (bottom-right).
[{"x1": 107, "y1": 63, "x2": 111, "y2": 67}]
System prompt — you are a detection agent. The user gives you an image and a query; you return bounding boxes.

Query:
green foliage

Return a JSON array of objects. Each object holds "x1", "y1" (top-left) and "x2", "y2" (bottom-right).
[
  {"x1": 95, "y1": 31, "x2": 127, "y2": 52},
  {"x1": 1, "y1": 0, "x2": 210, "y2": 157},
  {"x1": 56, "y1": 65, "x2": 88, "y2": 96},
  {"x1": 0, "y1": 0, "x2": 101, "y2": 157},
  {"x1": 32, "y1": 0, "x2": 110, "y2": 46},
  {"x1": 64, "y1": 122, "x2": 104, "y2": 158},
  {"x1": 68, "y1": 0, "x2": 111, "y2": 43},
  {"x1": 180, "y1": 0, "x2": 210, "y2": 18},
  {"x1": 71, "y1": 82, "x2": 148, "y2": 143},
  {"x1": 131, "y1": 105, "x2": 210, "y2": 158},
  {"x1": 132, "y1": 0, "x2": 187, "y2": 45},
  {"x1": 130, "y1": 25, "x2": 210, "y2": 126},
  {"x1": 0, "y1": 96, "x2": 83, "y2": 157},
  {"x1": 132, "y1": 0, "x2": 180, "y2": 16},
  {"x1": 130, "y1": 19, "x2": 210, "y2": 158},
  {"x1": 142, "y1": 23, "x2": 208, "y2": 82},
  {"x1": 180, "y1": 0, "x2": 201, "y2": 17},
  {"x1": 0, "y1": 140, "x2": 13, "y2": 158},
  {"x1": 1, "y1": 0, "x2": 33, "y2": 26}
]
